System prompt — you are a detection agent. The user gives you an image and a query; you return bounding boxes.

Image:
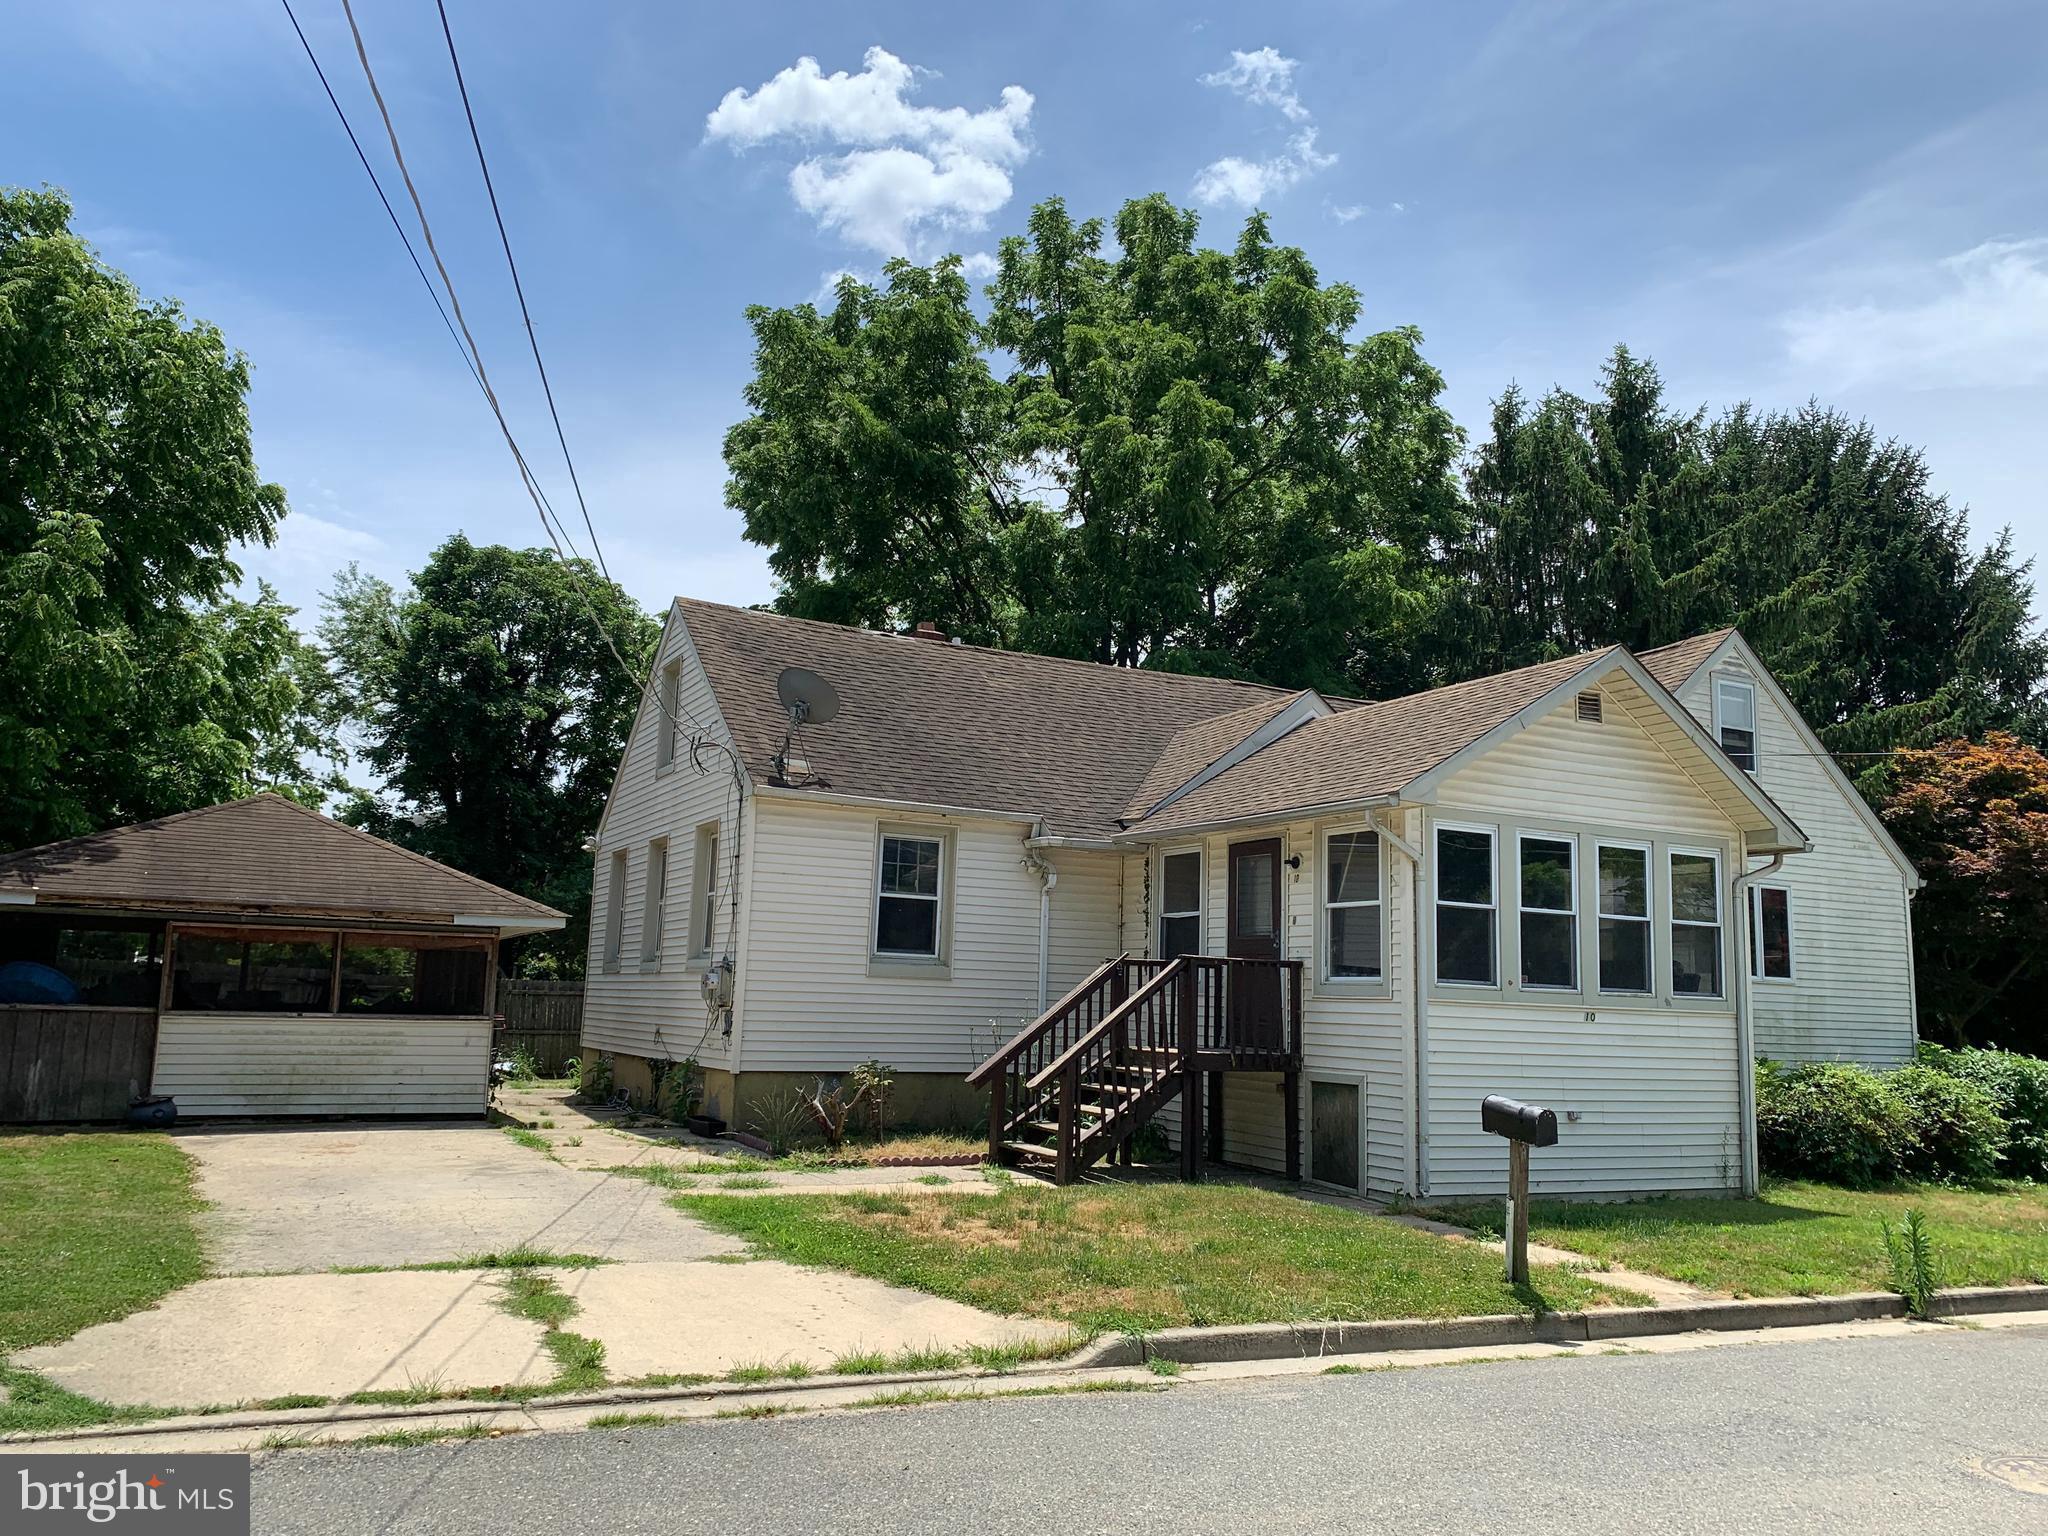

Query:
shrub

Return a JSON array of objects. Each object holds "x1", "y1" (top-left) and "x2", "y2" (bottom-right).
[
  {"x1": 1889, "y1": 1065, "x2": 2005, "y2": 1184},
  {"x1": 1916, "y1": 1042, "x2": 2048, "y2": 1179},
  {"x1": 570, "y1": 1053, "x2": 613, "y2": 1104},
  {"x1": 1755, "y1": 1060, "x2": 1912, "y2": 1187}
]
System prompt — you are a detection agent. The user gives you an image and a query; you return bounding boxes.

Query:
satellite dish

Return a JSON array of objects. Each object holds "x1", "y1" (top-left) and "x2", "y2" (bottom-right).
[{"x1": 776, "y1": 667, "x2": 841, "y2": 726}]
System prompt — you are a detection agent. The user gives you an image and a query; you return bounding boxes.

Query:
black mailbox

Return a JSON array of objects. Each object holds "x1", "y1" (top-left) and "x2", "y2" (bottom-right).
[{"x1": 1481, "y1": 1095, "x2": 1558, "y2": 1147}]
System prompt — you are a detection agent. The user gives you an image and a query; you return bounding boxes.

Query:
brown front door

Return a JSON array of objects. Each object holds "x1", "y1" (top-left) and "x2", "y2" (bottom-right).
[{"x1": 1227, "y1": 838, "x2": 1283, "y2": 1050}]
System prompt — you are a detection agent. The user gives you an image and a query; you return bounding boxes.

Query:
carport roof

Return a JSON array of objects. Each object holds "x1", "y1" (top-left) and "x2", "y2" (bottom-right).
[{"x1": 0, "y1": 793, "x2": 564, "y2": 931}]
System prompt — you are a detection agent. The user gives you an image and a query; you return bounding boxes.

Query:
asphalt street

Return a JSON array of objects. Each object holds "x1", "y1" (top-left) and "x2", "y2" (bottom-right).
[{"x1": 250, "y1": 1322, "x2": 2048, "y2": 1535}]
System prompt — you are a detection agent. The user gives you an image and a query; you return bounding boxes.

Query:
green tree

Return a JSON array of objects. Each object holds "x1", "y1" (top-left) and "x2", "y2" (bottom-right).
[
  {"x1": 1880, "y1": 733, "x2": 2048, "y2": 1052},
  {"x1": 318, "y1": 536, "x2": 656, "y2": 974},
  {"x1": 725, "y1": 193, "x2": 1466, "y2": 696},
  {"x1": 1452, "y1": 346, "x2": 2046, "y2": 775},
  {"x1": 1, "y1": 186, "x2": 333, "y2": 848}
]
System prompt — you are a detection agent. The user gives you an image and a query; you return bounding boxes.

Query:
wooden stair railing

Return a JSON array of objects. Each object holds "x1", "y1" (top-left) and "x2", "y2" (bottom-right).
[
  {"x1": 1023, "y1": 957, "x2": 1192, "y2": 1182},
  {"x1": 968, "y1": 954, "x2": 1134, "y2": 1166}
]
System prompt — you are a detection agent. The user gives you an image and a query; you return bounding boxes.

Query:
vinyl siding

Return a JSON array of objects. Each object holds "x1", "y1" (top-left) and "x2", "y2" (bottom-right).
[
  {"x1": 1674, "y1": 652, "x2": 1916, "y2": 1066},
  {"x1": 151, "y1": 1013, "x2": 488, "y2": 1116},
  {"x1": 582, "y1": 609, "x2": 744, "y2": 1071},
  {"x1": 738, "y1": 798, "x2": 1124, "y2": 1075},
  {"x1": 1127, "y1": 813, "x2": 1413, "y2": 1196},
  {"x1": 1420, "y1": 682, "x2": 1744, "y2": 1196}
]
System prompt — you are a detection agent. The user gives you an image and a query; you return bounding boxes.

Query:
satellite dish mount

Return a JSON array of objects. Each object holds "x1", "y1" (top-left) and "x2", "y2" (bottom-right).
[{"x1": 773, "y1": 667, "x2": 839, "y2": 784}]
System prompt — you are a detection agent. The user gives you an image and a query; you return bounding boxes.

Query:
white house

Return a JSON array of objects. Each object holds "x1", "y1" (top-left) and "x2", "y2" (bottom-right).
[{"x1": 580, "y1": 599, "x2": 1920, "y2": 1198}]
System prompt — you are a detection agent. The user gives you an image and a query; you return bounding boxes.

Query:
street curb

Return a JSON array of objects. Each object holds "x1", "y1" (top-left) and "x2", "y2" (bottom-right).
[
  {"x1": 1103, "y1": 1283, "x2": 2048, "y2": 1366},
  {"x1": 7, "y1": 1284, "x2": 2043, "y2": 1447}
]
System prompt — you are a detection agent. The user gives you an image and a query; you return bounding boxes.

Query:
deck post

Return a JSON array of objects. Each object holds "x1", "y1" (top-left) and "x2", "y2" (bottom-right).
[
  {"x1": 1055, "y1": 1063, "x2": 1079, "y2": 1186},
  {"x1": 1178, "y1": 963, "x2": 1201, "y2": 1182},
  {"x1": 987, "y1": 1066, "x2": 1007, "y2": 1166},
  {"x1": 1206, "y1": 1070, "x2": 1224, "y2": 1165},
  {"x1": 1283, "y1": 1068, "x2": 1302, "y2": 1182}
]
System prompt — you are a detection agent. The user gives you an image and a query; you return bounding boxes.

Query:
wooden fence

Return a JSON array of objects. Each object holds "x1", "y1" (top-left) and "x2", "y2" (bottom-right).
[
  {"x1": 496, "y1": 979, "x2": 584, "y2": 1075},
  {"x1": 1, "y1": 1006, "x2": 160, "y2": 1123}
]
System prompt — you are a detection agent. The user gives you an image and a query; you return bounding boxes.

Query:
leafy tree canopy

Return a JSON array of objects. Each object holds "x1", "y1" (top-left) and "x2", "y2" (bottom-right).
[
  {"x1": 317, "y1": 536, "x2": 657, "y2": 975},
  {"x1": 1, "y1": 186, "x2": 334, "y2": 848},
  {"x1": 1881, "y1": 733, "x2": 2048, "y2": 1052},
  {"x1": 725, "y1": 193, "x2": 1468, "y2": 698}
]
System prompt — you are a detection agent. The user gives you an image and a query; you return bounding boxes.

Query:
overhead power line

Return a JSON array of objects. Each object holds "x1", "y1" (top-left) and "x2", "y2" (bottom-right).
[
  {"x1": 304, "y1": 0, "x2": 712, "y2": 745},
  {"x1": 433, "y1": 0, "x2": 612, "y2": 583}
]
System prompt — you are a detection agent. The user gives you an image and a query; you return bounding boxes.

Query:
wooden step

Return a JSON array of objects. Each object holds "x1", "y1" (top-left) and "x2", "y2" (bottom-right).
[{"x1": 1000, "y1": 1139, "x2": 1056, "y2": 1161}]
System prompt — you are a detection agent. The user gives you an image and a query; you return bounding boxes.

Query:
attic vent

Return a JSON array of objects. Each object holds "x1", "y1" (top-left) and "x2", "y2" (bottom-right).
[{"x1": 1576, "y1": 691, "x2": 1603, "y2": 724}]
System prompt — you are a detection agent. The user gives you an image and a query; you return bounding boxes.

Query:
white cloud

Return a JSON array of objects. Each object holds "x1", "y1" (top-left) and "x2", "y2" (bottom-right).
[
  {"x1": 1193, "y1": 129, "x2": 1336, "y2": 209},
  {"x1": 705, "y1": 47, "x2": 1034, "y2": 259},
  {"x1": 1192, "y1": 47, "x2": 1334, "y2": 209},
  {"x1": 1199, "y1": 46, "x2": 1309, "y2": 122},
  {"x1": 1782, "y1": 237, "x2": 2048, "y2": 391},
  {"x1": 1328, "y1": 202, "x2": 1366, "y2": 224},
  {"x1": 959, "y1": 251, "x2": 1000, "y2": 281}
]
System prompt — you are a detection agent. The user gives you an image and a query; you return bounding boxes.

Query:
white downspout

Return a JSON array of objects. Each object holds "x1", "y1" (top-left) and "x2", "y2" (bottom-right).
[
  {"x1": 1023, "y1": 844, "x2": 1058, "y2": 1013},
  {"x1": 1731, "y1": 850, "x2": 1786, "y2": 1197}
]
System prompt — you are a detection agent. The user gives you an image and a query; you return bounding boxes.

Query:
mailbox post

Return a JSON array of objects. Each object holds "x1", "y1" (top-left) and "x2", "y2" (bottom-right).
[{"x1": 1480, "y1": 1095, "x2": 1558, "y2": 1285}]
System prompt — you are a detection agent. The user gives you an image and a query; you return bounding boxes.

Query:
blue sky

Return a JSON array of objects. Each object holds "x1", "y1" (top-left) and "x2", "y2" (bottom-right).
[{"x1": 7, "y1": 0, "x2": 2046, "y2": 630}]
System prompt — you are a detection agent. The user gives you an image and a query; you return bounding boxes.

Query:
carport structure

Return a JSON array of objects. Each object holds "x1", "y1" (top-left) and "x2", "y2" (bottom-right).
[{"x1": 0, "y1": 793, "x2": 563, "y2": 1122}]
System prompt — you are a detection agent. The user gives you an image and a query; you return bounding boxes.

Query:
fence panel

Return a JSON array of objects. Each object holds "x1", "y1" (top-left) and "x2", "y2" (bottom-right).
[
  {"x1": 0, "y1": 1007, "x2": 159, "y2": 1123},
  {"x1": 495, "y1": 979, "x2": 585, "y2": 1075}
]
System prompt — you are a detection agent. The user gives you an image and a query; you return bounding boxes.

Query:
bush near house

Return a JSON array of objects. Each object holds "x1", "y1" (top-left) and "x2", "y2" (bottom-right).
[{"x1": 1755, "y1": 1052, "x2": 2040, "y2": 1187}]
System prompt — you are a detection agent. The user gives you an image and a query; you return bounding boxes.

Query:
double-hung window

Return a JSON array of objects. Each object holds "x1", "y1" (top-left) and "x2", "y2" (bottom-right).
[
  {"x1": 603, "y1": 851, "x2": 627, "y2": 972},
  {"x1": 1434, "y1": 826, "x2": 1497, "y2": 985},
  {"x1": 656, "y1": 661, "x2": 681, "y2": 770},
  {"x1": 1670, "y1": 849, "x2": 1724, "y2": 997},
  {"x1": 875, "y1": 833, "x2": 943, "y2": 958},
  {"x1": 1159, "y1": 850, "x2": 1202, "y2": 961},
  {"x1": 691, "y1": 822, "x2": 720, "y2": 958},
  {"x1": 1715, "y1": 677, "x2": 1758, "y2": 773},
  {"x1": 640, "y1": 839, "x2": 668, "y2": 964},
  {"x1": 1749, "y1": 884, "x2": 1793, "y2": 980},
  {"x1": 1596, "y1": 842, "x2": 1652, "y2": 994},
  {"x1": 1325, "y1": 830, "x2": 1382, "y2": 979},
  {"x1": 1517, "y1": 834, "x2": 1577, "y2": 989}
]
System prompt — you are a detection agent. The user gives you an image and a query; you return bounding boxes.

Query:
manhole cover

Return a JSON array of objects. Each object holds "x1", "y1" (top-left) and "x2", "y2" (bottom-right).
[{"x1": 1974, "y1": 1455, "x2": 2048, "y2": 1495}]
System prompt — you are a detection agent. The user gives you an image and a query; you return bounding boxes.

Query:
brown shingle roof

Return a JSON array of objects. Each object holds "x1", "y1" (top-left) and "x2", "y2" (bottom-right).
[
  {"x1": 1638, "y1": 628, "x2": 1735, "y2": 691},
  {"x1": 1122, "y1": 691, "x2": 1311, "y2": 821},
  {"x1": 0, "y1": 794, "x2": 563, "y2": 927},
  {"x1": 678, "y1": 600, "x2": 1296, "y2": 839},
  {"x1": 1129, "y1": 649, "x2": 1615, "y2": 834}
]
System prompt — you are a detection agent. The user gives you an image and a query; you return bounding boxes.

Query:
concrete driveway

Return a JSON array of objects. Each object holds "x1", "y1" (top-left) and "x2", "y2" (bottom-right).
[
  {"x1": 175, "y1": 1122, "x2": 741, "y2": 1272},
  {"x1": 14, "y1": 1120, "x2": 1064, "y2": 1413}
]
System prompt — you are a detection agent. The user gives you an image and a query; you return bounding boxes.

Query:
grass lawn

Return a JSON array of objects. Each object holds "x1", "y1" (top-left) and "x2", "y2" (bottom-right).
[
  {"x1": 0, "y1": 1132, "x2": 207, "y2": 1354},
  {"x1": 676, "y1": 1182, "x2": 1641, "y2": 1333},
  {"x1": 1421, "y1": 1180, "x2": 2048, "y2": 1298},
  {"x1": 1, "y1": 1131, "x2": 208, "y2": 1435}
]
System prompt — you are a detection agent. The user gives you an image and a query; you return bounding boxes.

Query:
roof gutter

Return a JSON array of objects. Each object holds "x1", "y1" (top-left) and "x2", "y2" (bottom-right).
[
  {"x1": 753, "y1": 782, "x2": 1037, "y2": 827},
  {"x1": 453, "y1": 914, "x2": 567, "y2": 934},
  {"x1": 0, "y1": 890, "x2": 35, "y2": 906},
  {"x1": 1115, "y1": 792, "x2": 1399, "y2": 843}
]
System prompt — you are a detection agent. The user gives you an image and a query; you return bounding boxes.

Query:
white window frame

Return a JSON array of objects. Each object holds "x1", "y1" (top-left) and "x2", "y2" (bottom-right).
[
  {"x1": 1321, "y1": 825, "x2": 1384, "y2": 983},
  {"x1": 1594, "y1": 838, "x2": 1654, "y2": 997},
  {"x1": 639, "y1": 839, "x2": 668, "y2": 967},
  {"x1": 1515, "y1": 830, "x2": 1578, "y2": 992},
  {"x1": 689, "y1": 821, "x2": 720, "y2": 962},
  {"x1": 872, "y1": 828, "x2": 946, "y2": 963},
  {"x1": 1748, "y1": 882, "x2": 1796, "y2": 982},
  {"x1": 1668, "y1": 846, "x2": 1726, "y2": 1000},
  {"x1": 655, "y1": 660, "x2": 682, "y2": 771},
  {"x1": 602, "y1": 850, "x2": 627, "y2": 973},
  {"x1": 1433, "y1": 820, "x2": 1499, "y2": 989},
  {"x1": 1157, "y1": 846, "x2": 1204, "y2": 961},
  {"x1": 1713, "y1": 674, "x2": 1758, "y2": 775}
]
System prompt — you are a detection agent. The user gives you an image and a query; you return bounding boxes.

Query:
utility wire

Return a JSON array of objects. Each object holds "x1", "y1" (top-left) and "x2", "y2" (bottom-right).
[
  {"x1": 433, "y1": 0, "x2": 612, "y2": 582},
  {"x1": 323, "y1": 0, "x2": 715, "y2": 745}
]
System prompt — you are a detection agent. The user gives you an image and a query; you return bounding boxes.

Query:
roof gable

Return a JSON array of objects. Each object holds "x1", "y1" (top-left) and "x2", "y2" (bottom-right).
[
  {"x1": 0, "y1": 794, "x2": 564, "y2": 928},
  {"x1": 677, "y1": 599, "x2": 1300, "y2": 839}
]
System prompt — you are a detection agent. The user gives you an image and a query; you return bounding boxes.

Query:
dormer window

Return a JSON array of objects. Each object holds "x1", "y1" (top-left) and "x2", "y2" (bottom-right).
[{"x1": 1714, "y1": 677, "x2": 1757, "y2": 774}]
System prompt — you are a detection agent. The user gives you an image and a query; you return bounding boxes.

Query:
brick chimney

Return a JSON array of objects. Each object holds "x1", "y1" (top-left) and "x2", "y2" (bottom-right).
[{"x1": 912, "y1": 621, "x2": 950, "y2": 642}]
